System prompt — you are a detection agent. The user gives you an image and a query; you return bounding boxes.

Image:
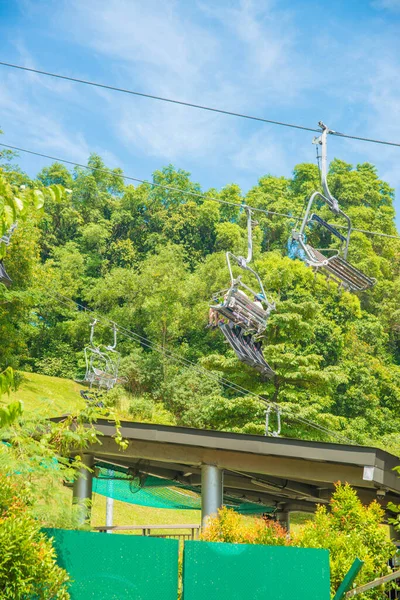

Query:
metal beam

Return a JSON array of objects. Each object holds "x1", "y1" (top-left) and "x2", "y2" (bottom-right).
[{"x1": 90, "y1": 437, "x2": 370, "y2": 488}]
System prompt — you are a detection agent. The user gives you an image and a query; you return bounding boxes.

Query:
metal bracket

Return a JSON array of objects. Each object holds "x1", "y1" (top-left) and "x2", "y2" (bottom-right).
[{"x1": 265, "y1": 406, "x2": 281, "y2": 437}]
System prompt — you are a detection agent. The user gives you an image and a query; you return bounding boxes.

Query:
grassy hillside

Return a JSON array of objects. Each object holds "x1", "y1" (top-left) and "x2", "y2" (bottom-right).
[{"x1": 9, "y1": 371, "x2": 85, "y2": 417}]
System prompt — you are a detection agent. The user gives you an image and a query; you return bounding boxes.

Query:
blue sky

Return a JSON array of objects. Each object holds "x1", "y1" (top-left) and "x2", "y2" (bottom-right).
[{"x1": 1, "y1": 0, "x2": 400, "y2": 220}]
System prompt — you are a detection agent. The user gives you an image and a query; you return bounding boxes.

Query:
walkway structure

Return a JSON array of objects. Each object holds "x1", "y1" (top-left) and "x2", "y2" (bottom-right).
[{"x1": 64, "y1": 420, "x2": 400, "y2": 531}]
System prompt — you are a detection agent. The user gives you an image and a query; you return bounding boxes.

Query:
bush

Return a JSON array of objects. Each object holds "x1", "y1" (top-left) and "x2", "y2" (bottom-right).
[
  {"x1": 200, "y1": 506, "x2": 288, "y2": 545},
  {"x1": 129, "y1": 395, "x2": 176, "y2": 425},
  {"x1": 201, "y1": 485, "x2": 397, "y2": 599},
  {"x1": 293, "y1": 483, "x2": 396, "y2": 599},
  {"x1": 0, "y1": 473, "x2": 70, "y2": 599}
]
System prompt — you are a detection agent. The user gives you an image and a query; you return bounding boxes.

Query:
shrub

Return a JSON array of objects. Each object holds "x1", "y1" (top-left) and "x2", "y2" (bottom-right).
[
  {"x1": 0, "y1": 473, "x2": 70, "y2": 599},
  {"x1": 201, "y1": 485, "x2": 397, "y2": 599},
  {"x1": 200, "y1": 506, "x2": 288, "y2": 545},
  {"x1": 293, "y1": 483, "x2": 396, "y2": 599}
]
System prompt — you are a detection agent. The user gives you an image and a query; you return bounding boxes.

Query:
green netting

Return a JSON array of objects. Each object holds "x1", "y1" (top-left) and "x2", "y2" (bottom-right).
[
  {"x1": 44, "y1": 528, "x2": 179, "y2": 600},
  {"x1": 93, "y1": 462, "x2": 274, "y2": 515},
  {"x1": 183, "y1": 541, "x2": 331, "y2": 600}
]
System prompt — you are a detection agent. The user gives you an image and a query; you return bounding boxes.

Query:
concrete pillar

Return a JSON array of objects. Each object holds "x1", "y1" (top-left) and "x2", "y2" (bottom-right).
[
  {"x1": 72, "y1": 454, "x2": 94, "y2": 525},
  {"x1": 201, "y1": 464, "x2": 223, "y2": 528},
  {"x1": 275, "y1": 508, "x2": 290, "y2": 532}
]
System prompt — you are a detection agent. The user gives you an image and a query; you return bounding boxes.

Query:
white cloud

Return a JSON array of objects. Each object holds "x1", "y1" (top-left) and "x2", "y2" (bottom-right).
[
  {"x1": 0, "y1": 72, "x2": 90, "y2": 164},
  {"x1": 232, "y1": 129, "x2": 294, "y2": 177},
  {"x1": 371, "y1": 0, "x2": 400, "y2": 12},
  {"x1": 44, "y1": 0, "x2": 311, "y2": 167},
  {"x1": 5, "y1": 0, "x2": 400, "y2": 221}
]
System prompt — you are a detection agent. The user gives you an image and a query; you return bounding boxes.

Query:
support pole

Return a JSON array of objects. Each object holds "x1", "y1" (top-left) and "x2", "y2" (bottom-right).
[
  {"x1": 201, "y1": 464, "x2": 223, "y2": 528},
  {"x1": 106, "y1": 497, "x2": 114, "y2": 533},
  {"x1": 72, "y1": 454, "x2": 94, "y2": 525},
  {"x1": 105, "y1": 468, "x2": 114, "y2": 533},
  {"x1": 275, "y1": 507, "x2": 291, "y2": 532}
]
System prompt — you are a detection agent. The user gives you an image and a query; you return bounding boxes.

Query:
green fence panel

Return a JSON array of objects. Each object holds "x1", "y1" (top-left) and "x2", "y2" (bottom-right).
[
  {"x1": 44, "y1": 528, "x2": 179, "y2": 600},
  {"x1": 183, "y1": 540, "x2": 330, "y2": 600}
]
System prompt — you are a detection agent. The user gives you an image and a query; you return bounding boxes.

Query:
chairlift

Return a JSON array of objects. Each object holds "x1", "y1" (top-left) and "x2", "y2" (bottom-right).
[
  {"x1": 212, "y1": 207, "x2": 275, "y2": 333},
  {"x1": 79, "y1": 320, "x2": 121, "y2": 391},
  {"x1": 264, "y1": 406, "x2": 281, "y2": 437},
  {"x1": 210, "y1": 207, "x2": 275, "y2": 377},
  {"x1": 0, "y1": 223, "x2": 17, "y2": 287},
  {"x1": 219, "y1": 323, "x2": 275, "y2": 379},
  {"x1": 290, "y1": 123, "x2": 376, "y2": 292}
]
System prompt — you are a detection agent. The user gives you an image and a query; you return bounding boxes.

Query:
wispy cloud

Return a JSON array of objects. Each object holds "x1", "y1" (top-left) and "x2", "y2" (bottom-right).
[
  {"x1": 45, "y1": 0, "x2": 311, "y2": 167},
  {"x1": 371, "y1": 0, "x2": 400, "y2": 12},
  {"x1": 0, "y1": 70, "x2": 90, "y2": 164},
  {"x1": 3, "y1": 0, "x2": 400, "y2": 217}
]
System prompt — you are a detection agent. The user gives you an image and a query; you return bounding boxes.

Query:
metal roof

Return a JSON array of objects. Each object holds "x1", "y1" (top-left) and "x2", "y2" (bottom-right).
[{"x1": 65, "y1": 419, "x2": 400, "y2": 513}]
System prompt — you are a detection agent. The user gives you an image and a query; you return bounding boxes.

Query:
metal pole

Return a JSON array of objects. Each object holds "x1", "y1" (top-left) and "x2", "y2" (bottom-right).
[
  {"x1": 106, "y1": 468, "x2": 114, "y2": 534},
  {"x1": 275, "y1": 508, "x2": 290, "y2": 532},
  {"x1": 72, "y1": 454, "x2": 94, "y2": 525},
  {"x1": 201, "y1": 464, "x2": 223, "y2": 528}
]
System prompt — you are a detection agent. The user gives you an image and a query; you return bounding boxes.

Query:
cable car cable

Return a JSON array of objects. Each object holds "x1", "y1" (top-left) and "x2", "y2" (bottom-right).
[
  {"x1": 0, "y1": 141, "x2": 399, "y2": 241},
  {"x1": 2, "y1": 61, "x2": 400, "y2": 148},
  {"x1": 45, "y1": 288, "x2": 355, "y2": 445}
]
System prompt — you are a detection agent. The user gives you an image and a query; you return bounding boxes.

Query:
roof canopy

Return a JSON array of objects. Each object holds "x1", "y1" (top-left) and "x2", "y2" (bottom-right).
[{"x1": 65, "y1": 419, "x2": 400, "y2": 513}]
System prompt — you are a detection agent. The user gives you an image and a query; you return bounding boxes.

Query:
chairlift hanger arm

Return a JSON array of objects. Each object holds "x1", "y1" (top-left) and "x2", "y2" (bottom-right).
[
  {"x1": 313, "y1": 122, "x2": 339, "y2": 214},
  {"x1": 89, "y1": 319, "x2": 98, "y2": 346},
  {"x1": 225, "y1": 252, "x2": 274, "y2": 314},
  {"x1": 106, "y1": 323, "x2": 118, "y2": 351}
]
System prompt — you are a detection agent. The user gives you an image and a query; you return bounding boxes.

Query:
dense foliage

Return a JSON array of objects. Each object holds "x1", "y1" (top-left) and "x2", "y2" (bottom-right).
[
  {"x1": 200, "y1": 506, "x2": 288, "y2": 545},
  {"x1": 0, "y1": 474, "x2": 70, "y2": 600},
  {"x1": 1, "y1": 132, "x2": 400, "y2": 448},
  {"x1": 202, "y1": 485, "x2": 396, "y2": 599},
  {"x1": 294, "y1": 484, "x2": 395, "y2": 599}
]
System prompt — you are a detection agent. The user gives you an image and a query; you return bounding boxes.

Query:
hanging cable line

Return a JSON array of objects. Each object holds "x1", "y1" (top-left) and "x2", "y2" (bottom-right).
[
  {"x1": 2, "y1": 61, "x2": 400, "y2": 149},
  {"x1": 0, "y1": 141, "x2": 399, "y2": 240},
  {"x1": 45, "y1": 288, "x2": 354, "y2": 445}
]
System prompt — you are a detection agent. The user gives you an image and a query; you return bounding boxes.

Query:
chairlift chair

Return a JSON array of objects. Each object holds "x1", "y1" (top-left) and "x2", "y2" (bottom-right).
[
  {"x1": 211, "y1": 207, "x2": 276, "y2": 334},
  {"x1": 290, "y1": 123, "x2": 376, "y2": 292},
  {"x1": 211, "y1": 207, "x2": 276, "y2": 378},
  {"x1": 219, "y1": 323, "x2": 275, "y2": 378},
  {"x1": 81, "y1": 320, "x2": 120, "y2": 391}
]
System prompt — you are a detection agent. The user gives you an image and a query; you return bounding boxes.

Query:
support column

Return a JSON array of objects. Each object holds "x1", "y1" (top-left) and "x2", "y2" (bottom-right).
[
  {"x1": 201, "y1": 464, "x2": 223, "y2": 528},
  {"x1": 72, "y1": 454, "x2": 94, "y2": 525},
  {"x1": 275, "y1": 507, "x2": 291, "y2": 532},
  {"x1": 106, "y1": 468, "x2": 114, "y2": 533}
]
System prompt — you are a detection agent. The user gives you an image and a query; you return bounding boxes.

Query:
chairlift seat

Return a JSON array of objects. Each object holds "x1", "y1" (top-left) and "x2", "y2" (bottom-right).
[
  {"x1": 305, "y1": 246, "x2": 375, "y2": 291},
  {"x1": 213, "y1": 289, "x2": 268, "y2": 333}
]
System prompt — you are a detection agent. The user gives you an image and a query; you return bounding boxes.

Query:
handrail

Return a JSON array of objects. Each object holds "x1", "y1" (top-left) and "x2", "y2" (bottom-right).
[
  {"x1": 94, "y1": 524, "x2": 201, "y2": 531},
  {"x1": 345, "y1": 568, "x2": 400, "y2": 597}
]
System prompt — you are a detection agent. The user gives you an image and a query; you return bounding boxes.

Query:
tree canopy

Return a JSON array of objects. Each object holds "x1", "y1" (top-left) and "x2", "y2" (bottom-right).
[{"x1": 1, "y1": 141, "x2": 400, "y2": 450}]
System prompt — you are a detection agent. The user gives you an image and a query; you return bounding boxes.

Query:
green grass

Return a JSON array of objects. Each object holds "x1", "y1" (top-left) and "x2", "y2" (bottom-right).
[
  {"x1": 91, "y1": 493, "x2": 201, "y2": 532},
  {"x1": 8, "y1": 371, "x2": 85, "y2": 417}
]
